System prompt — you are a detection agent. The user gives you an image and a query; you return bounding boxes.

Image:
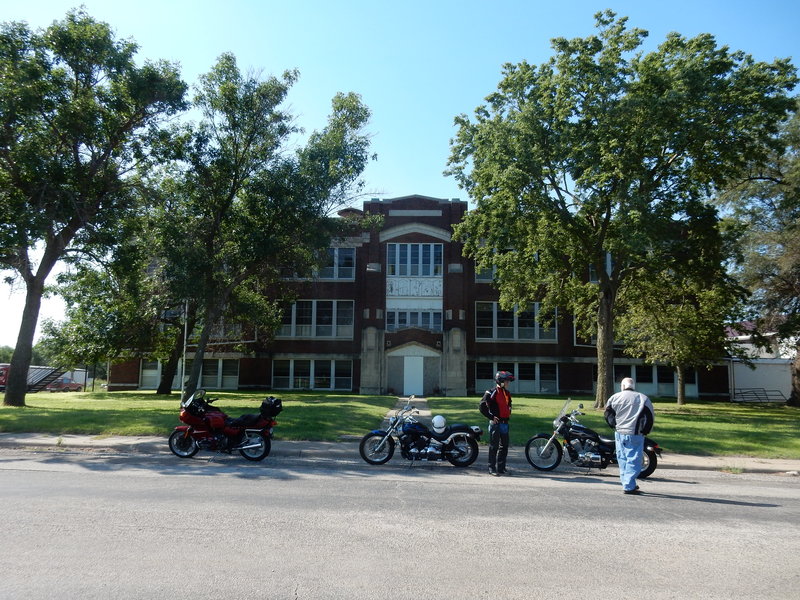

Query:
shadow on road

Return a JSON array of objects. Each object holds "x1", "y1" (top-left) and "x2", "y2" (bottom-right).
[{"x1": 636, "y1": 491, "x2": 780, "y2": 508}]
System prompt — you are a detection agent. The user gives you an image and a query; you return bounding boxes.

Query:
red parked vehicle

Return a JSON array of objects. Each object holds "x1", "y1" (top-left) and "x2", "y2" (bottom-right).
[
  {"x1": 168, "y1": 389, "x2": 282, "y2": 462},
  {"x1": 47, "y1": 379, "x2": 84, "y2": 392}
]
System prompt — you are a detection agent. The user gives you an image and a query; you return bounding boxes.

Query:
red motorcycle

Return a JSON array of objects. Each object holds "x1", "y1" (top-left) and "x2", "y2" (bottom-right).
[{"x1": 168, "y1": 389, "x2": 282, "y2": 461}]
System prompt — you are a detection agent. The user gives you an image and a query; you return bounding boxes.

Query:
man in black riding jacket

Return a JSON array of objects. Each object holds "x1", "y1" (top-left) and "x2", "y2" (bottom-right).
[{"x1": 480, "y1": 371, "x2": 514, "y2": 476}]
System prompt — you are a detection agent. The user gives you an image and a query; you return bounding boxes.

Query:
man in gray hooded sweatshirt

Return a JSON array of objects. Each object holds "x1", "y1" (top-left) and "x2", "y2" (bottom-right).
[{"x1": 605, "y1": 378, "x2": 654, "y2": 495}]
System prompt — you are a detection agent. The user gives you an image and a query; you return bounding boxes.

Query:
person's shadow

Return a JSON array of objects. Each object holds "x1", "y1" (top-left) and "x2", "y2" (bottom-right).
[{"x1": 635, "y1": 491, "x2": 779, "y2": 508}]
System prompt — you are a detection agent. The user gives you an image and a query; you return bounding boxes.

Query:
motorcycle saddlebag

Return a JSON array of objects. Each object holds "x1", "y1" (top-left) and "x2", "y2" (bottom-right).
[
  {"x1": 205, "y1": 412, "x2": 226, "y2": 430},
  {"x1": 260, "y1": 396, "x2": 283, "y2": 418}
]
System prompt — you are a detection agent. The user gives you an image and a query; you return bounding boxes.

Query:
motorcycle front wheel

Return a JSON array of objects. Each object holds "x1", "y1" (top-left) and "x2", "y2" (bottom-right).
[
  {"x1": 168, "y1": 430, "x2": 199, "y2": 458},
  {"x1": 525, "y1": 435, "x2": 563, "y2": 471},
  {"x1": 446, "y1": 436, "x2": 479, "y2": 467},
  {"x1": 359, "y1": 433, "x2": 395, "y2": 465},
  {"x1": 239, "y1": 431, "x2": 270, "y2": 461},
  {"x1": 639, "y1": 448, "x2": 658, "y2": 479}
]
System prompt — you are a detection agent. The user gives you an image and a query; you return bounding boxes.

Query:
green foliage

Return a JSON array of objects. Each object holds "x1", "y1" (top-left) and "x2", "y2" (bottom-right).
[
  {"x1": 615, "y1": 268, "x2": 748, "y2": 404},
  {"x1": 447, "y1": 10, "x2": 797, "y2": 406},
  {"x1": 0, "y1": 9, "x2": 187, "y2": 405},
  {"x1": 716, "y1": 102, "x2": 800, "y2": 405},
  {"x1": 163, "y1": 53, "x2": 373, "y2": 399}
]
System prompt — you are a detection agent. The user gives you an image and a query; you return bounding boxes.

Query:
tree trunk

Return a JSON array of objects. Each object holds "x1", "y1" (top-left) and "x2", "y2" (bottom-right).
[
  {"x1": 594, "y1": 288, "x2": 615, "y2": 409},
  {"x1": 157, "y1": 308, "x2": 197, "y2": 395},
  {"x1": 676, "y1": 365, "x2": 686, "y2": 406},
  {"x1": 181, "y1": 301, "x2": 223, "y2": 402},
  {"x1": 156, "y1": 328, "x2": 185, "y2": 395},
  {"x1": 789, "y1": 343, "x2": 800, "y2": 408},
  {"x1": 3, "y1": 275, "x2": 48, "y2": 406}
]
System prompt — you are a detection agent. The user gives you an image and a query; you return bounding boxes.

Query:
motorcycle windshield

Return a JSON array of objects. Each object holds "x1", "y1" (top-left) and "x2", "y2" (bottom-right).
[
  {"x1": 556, "y1": 398, "x2": 571, "y2": 418},
  {"x1": 181, "y1": 389, "x2": 206, "y2": 408}
]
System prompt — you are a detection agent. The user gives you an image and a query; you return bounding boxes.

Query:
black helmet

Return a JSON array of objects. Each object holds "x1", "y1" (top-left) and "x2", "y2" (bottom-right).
[{"x1": 495, "y1": 371, "x2": 515, "y2": 384}]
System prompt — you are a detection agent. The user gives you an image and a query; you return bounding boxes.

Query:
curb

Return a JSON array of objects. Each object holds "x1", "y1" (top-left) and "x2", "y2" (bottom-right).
[{"x1": 0, "y1": 433, "x2": 798, "y2": 475}]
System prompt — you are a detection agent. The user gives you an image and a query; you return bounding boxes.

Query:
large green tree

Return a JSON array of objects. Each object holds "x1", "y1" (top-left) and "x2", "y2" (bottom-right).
[
  {"x1": 446, "y1": 11, "x2": 797, "y2": 407},
  {"x1": 0, "y1": 10, "x2": 186, "y2": 406},
  {"x1": 718, "y1": 103, "x2": 800, "y2": 406},
  {"x1": 163, "y1": 54, "x2": 372, "y2": 400},
  {"x1": 616, "y1": 269, "x2": 747, "y2": 405}
]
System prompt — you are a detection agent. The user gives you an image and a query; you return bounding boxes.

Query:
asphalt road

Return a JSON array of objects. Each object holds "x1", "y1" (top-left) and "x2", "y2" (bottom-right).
[{"x1": 1, "y1": 448, "x2": 798, "y2": 599}]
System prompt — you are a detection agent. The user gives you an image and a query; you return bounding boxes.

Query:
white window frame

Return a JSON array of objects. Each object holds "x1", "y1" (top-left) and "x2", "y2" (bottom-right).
[
  {"x1": 387, "y1": 243, "x2": 443, "y2": 277},
  {"x1": 278, "y1": 300, "x2": 355, "y2": 339},
  {"x1": 475, "y1": 302, "x2": 556, "y2": 341}
]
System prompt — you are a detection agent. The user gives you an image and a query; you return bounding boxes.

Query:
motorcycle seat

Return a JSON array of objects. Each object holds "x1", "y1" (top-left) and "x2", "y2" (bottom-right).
[
  {"x1": 227, "y1": 414, "x2": 261, "y2": 428},
  {"x1": 599, "y1": 435, "x2": 615, "y2": 445},
  {"x1": 430, "y1": 424, "x2": 472, "y2": 441}
]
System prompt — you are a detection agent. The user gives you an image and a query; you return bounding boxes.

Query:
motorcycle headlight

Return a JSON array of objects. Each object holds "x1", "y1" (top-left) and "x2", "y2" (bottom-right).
[
  {"x1": 388, "y1": 416, "x2": 397, "y2": 427},
  {"x1": 553, "y1": 418, "x2": 561, "y2": 430}
]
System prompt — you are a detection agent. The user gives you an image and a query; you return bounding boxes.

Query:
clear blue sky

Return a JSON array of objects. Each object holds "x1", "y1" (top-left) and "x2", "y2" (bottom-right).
[{"x1": 1, "y1": 0, "x2": 799, "y2": 346}]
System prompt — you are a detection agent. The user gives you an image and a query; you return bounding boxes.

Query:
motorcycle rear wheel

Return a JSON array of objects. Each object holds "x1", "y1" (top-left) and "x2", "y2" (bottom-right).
[
  {"x1": 168, "y1": 430, "x2": 199, "y2": 458},
  {"x1": 525, "y1": 434, "x2": 563, "y2": 471},
  {"x1": 446, "y1": 436, "x2": 479, "y2": 467},
  {"x1": 639, "y1": 448, "x2": 657, "y2": 479},
  {"x1": 359, "y1": 433, "x2": 395, "y2": 465},
  {"x1": 239, "y1": 432, "x2": 270, "y2": 461}
]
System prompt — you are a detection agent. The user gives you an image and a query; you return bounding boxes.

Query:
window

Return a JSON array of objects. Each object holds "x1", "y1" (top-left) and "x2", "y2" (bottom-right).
[
  {"x1": 635, "y1": 365, "x2": 653, "y2": 383},
  {"x1": 475, "y1": 266, "x2": 495, "y2": 282},
  {"x1": 318, "y1": 248, "x2": 355, "y2": 280},
  {"x1": 334, "y1": 360, "x2": 352, "y2": 389},
  {"x1": 336, "y1": 301, "x2": 354, "y2": 337},
  {"x1": 316, "y1": 301, "x2": 333, "y2": 337},
  {"x1": 314, "y1": 360, "x2": 331, "y2": 389},
  {"x1": 517, "y1": 363, "x2": 536, "y2": 381},
  {"x1": 271, "y1": 359, "x2": 352, "y2": 390},
  {"x1": 272, "y1": 360, "x2": 290, "y2": 388},
  {"x1": 201, "y1": 359, "x2": 218, "y2": 388},
  {"x1": 295, "y1": 301, "x2": 313, "y2": 337},
  {"x1": 387, "y1": 243, "x2": 443, "y2": 277},
  {"x1": 474, "y1": 302, "x2": 557, "y2": 341},
  {"x1": 657, "y1": 366, "x2": 674, "y2": 383},
  {"x1": 293, "y1": 360, "x2": 311, "y2": 389},
  {"x1": 278, "y1": 300, "x2": 355, "y2": 339},
  {"x1": 476, "y1": 362, "x2": 494, "y2": 380},
  {"x1": 386, "y1": 310, "x2": 443, "y2": 332},
  {"x1": 614, "y1": 365, "x2": 632, "y2": 383},
  {"x1": 475, "y1": 361, "x2": 558, "y2": 394}
]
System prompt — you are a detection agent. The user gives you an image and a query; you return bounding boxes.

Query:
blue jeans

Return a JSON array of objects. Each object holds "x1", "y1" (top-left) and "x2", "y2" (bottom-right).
[
  {"x1": 488, "y1": 421, "x2": 509, "y2": 471},
  {"x1": 615, "y1": 432, "x2": 644, "y2": 491}
]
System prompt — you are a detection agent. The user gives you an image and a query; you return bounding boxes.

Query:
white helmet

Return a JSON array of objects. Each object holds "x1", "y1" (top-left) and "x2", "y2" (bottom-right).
[{"x1": 432, "y1": 415, "x2": 447, "y2": 434}]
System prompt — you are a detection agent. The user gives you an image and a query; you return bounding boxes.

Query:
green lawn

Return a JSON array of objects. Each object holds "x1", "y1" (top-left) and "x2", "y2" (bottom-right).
[
  {"x1": 428, "y1": 395, "x2": 800, "y2": 460},
  {"x1": 1, "y1": 391, "x2": 799, "y2": 459}
]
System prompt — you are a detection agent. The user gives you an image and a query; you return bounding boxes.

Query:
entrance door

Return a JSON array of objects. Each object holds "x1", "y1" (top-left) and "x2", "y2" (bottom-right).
[{"x1": 403, "y1": 356, "x2": 424, "y2": 396}]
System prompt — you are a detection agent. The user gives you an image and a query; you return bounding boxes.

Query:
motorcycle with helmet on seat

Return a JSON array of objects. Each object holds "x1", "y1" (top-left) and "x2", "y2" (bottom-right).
[{"x1": 359, "y1": 395, "x2": 484, "y2": 467}]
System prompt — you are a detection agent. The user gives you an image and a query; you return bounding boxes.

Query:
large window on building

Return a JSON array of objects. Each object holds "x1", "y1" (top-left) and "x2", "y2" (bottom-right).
[
  {"x1": 318, "y1": 248, "x2": 355, "y2": 280},
  {"x1": 271, "y1": 359, "x2": 352, "y2": 390},
  {"x1": 278, "y1": 300, "x2": 354, "y2": 338},
  {"x1": 387, "y1": 243, "x2": 443, "y2": 277},
  {"x1": 386, "y1": 310, "x2": 443, "y2": 332},
  {"x1": 475, "y1": 361, "x2": 558, "y2": 394},
  {"x1": 475, "y1": 302, "x2": 556, "y2": 341}
]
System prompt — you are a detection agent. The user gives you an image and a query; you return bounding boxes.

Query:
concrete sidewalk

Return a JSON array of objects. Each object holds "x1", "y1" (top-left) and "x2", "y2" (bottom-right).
[{"x1": 1, "y1": 396, "x2": 798, "y2": 475}]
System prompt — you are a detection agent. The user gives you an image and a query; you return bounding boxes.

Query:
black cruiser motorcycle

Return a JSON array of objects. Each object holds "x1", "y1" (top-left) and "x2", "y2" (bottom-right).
[
  {"x1": 525, "y1": 400, "x2": 661, "y2": 478},
  {"x1": 359, "y1": 400, "x2": 483, "y2": 467}
]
